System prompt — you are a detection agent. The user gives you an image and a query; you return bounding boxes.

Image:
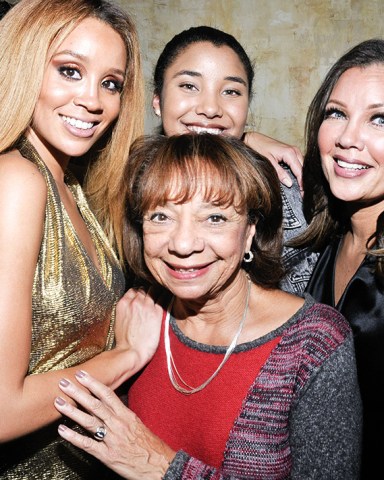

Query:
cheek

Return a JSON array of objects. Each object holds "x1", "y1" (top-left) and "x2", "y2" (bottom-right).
[
  {"x1": 143, "y1": 234, "x2": 163, "y2": 266},
  {"x1": 104, "y1": 93, "x2": 122, "y2": 123},
  {"x1": 40, "y1": 68, "x2": 75, "y2": 103},
  {"x1": 35, "y1": 85, "x2": 65, "y2": 112},
  {"x1": 318, "y1": 122, "x2": 337, "y2": 155},
  {"x1": 318, "y1": 123, "x2": 337, "y2": 179},
  {"x1": 143, "y1": 248, "x2": 158, "y2": 280},
  {"x1": 317, "y1": 124, "x2": 327, "y2": 153},
  {"x1": 366, "y1": 137, "x2": 384, "y2": 164},
  {"x1": 229, "y1": 102, "x2": 248, "y2": 137},
  {"x1": 161, "y1": 97, "x2": 190, "y2": 134},
  {"x1": 219, "y1": 229, "x2": 248, "y2": 263}
]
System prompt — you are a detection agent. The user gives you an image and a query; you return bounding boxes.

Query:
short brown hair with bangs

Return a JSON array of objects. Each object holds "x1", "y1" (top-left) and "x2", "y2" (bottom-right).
[{"x1": 123, "y1": 133, "x2": 284, "y2": 289}]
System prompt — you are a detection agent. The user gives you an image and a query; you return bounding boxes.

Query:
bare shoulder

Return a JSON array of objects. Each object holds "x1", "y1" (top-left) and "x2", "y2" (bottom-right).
[
  {"x1": 0, "y1": 150, "x2": 47, "y2": 233},
  {"x1": 0, "y1": 149, "x2": 42, "y2": 174},
  {"x1": 0, "y1": 150, "x2": 47, "y2": 198}
]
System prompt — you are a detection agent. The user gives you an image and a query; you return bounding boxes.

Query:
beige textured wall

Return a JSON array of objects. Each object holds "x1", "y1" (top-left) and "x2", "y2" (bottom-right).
[{"x1": 117, "y1": 0, "x2": 384, "y2": 150}]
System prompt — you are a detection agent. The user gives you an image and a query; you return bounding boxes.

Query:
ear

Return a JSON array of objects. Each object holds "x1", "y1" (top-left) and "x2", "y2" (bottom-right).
[
  {"x1": 245, "y1": 223, "x2": 256, "y2": 252},
  {"x1": 152, "y1": 94, "x2": 161, "y2": 117}
]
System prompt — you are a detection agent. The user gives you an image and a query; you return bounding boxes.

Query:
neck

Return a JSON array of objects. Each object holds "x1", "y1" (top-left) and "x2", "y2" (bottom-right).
[
  {"x1": 172, "y1": 270, "x2": 251, "y2": 346},
  {"x1": 165, "y1": 274, "x2": 252, "y2": 395},
  {"x1": 25, "y1": 128, "x2": 70, "y2": 182},
  {"x1": 349, "y1": 201, "x2": 384, "y2": 248}
]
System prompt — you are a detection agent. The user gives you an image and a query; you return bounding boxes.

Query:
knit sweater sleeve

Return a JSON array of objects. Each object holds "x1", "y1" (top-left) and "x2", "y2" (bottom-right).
[
  {"x1": 163, "y1": 301, "x2": 362, "y2": 480},
  {"x1": 289, "y1": 331, "x2": 362, "y2": 479},
  {"x1": 163, "y1": 333, "x2": 362, "y2": 480}
]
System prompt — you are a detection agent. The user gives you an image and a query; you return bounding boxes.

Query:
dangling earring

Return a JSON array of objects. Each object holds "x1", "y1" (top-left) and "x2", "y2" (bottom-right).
[{"x1": 243, "y1": 251, "x2": 254, "y2": 263}]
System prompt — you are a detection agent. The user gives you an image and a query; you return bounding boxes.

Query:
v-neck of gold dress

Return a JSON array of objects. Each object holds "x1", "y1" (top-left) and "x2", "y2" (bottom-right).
[{"x1": 0, "y1": 137, "x2": 125, "y2": 479}]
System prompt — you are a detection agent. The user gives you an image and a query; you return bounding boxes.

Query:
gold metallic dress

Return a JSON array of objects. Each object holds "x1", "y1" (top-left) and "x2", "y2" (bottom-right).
[{"x1": 0, "y1": 137, "x2": 125, "y2": 479}]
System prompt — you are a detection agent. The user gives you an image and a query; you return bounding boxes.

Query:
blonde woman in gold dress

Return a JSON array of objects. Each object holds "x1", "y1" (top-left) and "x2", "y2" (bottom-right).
[{"x1": 0, "y1": 1, "x2": 162, "y2": 478}]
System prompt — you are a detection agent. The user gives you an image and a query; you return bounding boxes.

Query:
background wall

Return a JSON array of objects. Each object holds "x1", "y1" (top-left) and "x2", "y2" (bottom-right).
[{"x1": 115, "y1": 0, "x2": 384, "y2": 151}]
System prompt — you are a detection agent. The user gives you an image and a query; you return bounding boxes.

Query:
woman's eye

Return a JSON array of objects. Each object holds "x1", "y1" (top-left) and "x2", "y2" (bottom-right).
[
  {"x1": 58, "y1": 66, "x2": 81, "y2": 80},
  {"x1": 208, "y1": 214, "x2": 226, "y2": 224},
  {"x1": 102, "y1": 79, "x2": 123, "y2": 94},
  {"x1": 324, "y1": 107, "x2": 345, "y2": 120},
  {"x1": 180, "y1": 83, "x2": 197, "y2": 92},
  {"x1": 371, "y1": 114, "x2": 384, "y2": 127},
  {"x1": 223, "y1": 89, "x2": 241, "y2": 97},
  {"x1": 149, "y1": 212, "x2": 169, "y2": 223}
]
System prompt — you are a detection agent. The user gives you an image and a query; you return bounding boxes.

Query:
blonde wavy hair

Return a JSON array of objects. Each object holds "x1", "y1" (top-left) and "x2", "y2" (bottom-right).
[{"x1": 0, "y1": 0, "x2": 144, "y2": 265}]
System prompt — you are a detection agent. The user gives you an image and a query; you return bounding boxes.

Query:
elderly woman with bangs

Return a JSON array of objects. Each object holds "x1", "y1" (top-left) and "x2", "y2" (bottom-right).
[{"x1": 54, "y1": 134, "x2": 361, "y2": 479}]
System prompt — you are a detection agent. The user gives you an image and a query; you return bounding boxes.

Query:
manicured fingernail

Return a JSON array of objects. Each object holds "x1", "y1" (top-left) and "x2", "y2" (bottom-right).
[
  {"x1": 283, "y1": 177, "x2": 293, "y2": 188},
  {"x1": 59, "y1": 378, "x2": 70, "y2": 387},
  {"x1": 55, "y1": 396, "x2": 66, "y2": 406},
  {"x1": 75, "y1": 370, "x2": 87, "y2": 379},
  {"x1": 58, "y1": 424, "x2": 68, "y2": 433}
]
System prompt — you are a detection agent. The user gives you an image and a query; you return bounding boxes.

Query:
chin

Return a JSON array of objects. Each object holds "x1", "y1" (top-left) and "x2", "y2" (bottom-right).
[{"x1": 170, "y1": 287, "x2": 208, "y2": 301}]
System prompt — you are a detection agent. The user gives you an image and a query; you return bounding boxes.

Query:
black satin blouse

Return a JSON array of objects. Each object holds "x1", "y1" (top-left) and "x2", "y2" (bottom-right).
[{"x1": 306, "y1": 239, "x2": 384, "y2": 479}]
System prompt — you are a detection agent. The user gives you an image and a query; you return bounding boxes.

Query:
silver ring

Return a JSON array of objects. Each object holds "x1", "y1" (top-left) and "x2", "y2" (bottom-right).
[{"x1": 93, "y1": 425, "x2": 107, "y2": 441}]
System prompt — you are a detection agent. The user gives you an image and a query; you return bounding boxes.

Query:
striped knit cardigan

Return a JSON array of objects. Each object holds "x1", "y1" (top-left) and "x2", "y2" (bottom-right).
[{"x1": 163, "y1": 295, "x2": 362, "y2": 479}]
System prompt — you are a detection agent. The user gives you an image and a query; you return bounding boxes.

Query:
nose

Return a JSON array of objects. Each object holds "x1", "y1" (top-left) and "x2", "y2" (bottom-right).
[
  {"x1": 168, "y1": 220, "x2": 204, "y2": 256},
  {"x1": 73, "y1": 79, "x2": 103, "y2": 113},
  {"x1": 195, "y1": 91, "x2": 223, "y2": 119},
  {"x1": 336, "y1": 120, "x2": 365, "y2": 151}
]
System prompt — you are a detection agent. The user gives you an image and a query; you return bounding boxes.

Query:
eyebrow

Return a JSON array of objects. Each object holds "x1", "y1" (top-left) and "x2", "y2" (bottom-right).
[
  {"x1": 173, "y1": 69, "x2": 247, "y2": 87},
  {"x1": 53, "y1": 49, "x2": 126, "y2": 77},
  {"x1": 327, "y1": 98, "x2": 384, "y2": 110}
]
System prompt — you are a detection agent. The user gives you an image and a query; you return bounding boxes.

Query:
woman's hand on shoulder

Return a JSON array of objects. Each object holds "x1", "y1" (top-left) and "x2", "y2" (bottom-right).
[
  {"x1": 114, "y1": 287, "x2": 164, "y2": 371},
  {"x1": 243, "y1": 131, "x2": 303, "y2": 190},
  {"x1": 55, "y1": 371, "x2": 175, "y2": 480}
]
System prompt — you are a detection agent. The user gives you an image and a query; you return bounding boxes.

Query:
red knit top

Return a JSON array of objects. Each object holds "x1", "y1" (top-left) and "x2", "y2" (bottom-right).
[{"x1": 128, "y1": 312, "x2": 280, "y2": 468}]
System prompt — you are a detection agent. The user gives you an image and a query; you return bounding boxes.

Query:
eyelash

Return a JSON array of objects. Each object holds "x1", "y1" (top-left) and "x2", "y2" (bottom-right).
[
  {"x1": 58, "y1": 66, "x2": 123, "y2": 94},
  {"x1": 324, "y1": 107, "x2": 384, "y2": 127},
  {"x1": 223, "y1": 89, "x2": 242, "y2": 97},
  {"x1": 370, "y1": 113, "x2": 384, "y2": 126},
  {"x1": 148, "y1": 212, "x2": 227, "y2": 225},
  {"x1": 149, "y1": 212, "x2": 168, "y2": 222},
  {"x1": 58, "y1": 66, "x2": 81, "y2": 80},
  {"x1": 179, "y1": 83, "x2": 197, "y2": 91},
  {"x1": 208, "y1": 214, "x2": 227, "y2": 224},
  {"x1": 178, "y1": 83, "x2": 242, "y2": 97},
  {"x1": 324, "y1": 107, "x2": 344, "y2": 119}
]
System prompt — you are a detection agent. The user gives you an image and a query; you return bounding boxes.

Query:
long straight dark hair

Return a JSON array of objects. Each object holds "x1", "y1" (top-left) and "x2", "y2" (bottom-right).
[{"x1": 294, "y1": 39, "x2": 384, "y2": 281}]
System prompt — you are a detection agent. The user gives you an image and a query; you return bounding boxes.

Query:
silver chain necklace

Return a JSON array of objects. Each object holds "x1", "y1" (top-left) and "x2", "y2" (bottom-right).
[{"x1": 164, "y1": 274, "x2": 251, "y2": 395}]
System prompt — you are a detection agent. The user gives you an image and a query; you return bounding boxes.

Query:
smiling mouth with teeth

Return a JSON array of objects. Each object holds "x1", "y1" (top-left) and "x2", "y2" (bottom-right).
[
  {"x1": 187, "y1": 126, "x2": 223, "y2": 135},
  {"x1": 62, "y1": 115, "x2": 95, "y2": 130},
  {"x1": 336, "y1": 159, "x2": 369, "y2": 170},
  {"x1": 167, "y1": 261, "x2": 205, "y2": 272},
  {"x1": 174, "y1": 267, "x2": 198, "y2": 272}
]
